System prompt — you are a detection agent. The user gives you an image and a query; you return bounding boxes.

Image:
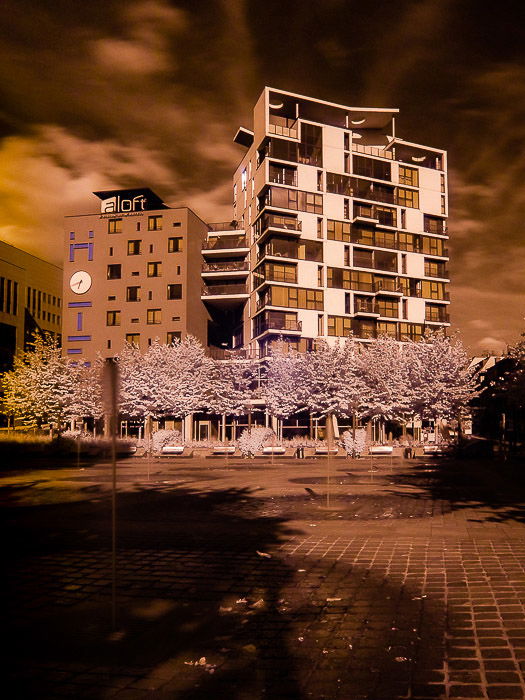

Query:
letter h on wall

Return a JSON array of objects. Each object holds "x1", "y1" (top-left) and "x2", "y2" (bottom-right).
[{"x1": 69, "y1": 242, "x2": 94, "y2": 262}]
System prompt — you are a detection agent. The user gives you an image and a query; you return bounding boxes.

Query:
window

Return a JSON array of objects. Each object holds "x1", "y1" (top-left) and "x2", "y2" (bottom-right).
[
  {"x1": 317, "y1": 266, "x2": 323, "y2": 287},
  {"x1": 441, "y1": 196, "x2": 446, "y2": 214},
  {"x1": 241, "y1": 168, "x2": 247, "y2": 191},
  {"x1": 376, "y1": 298, "x2": 399, "y2": 318},
  {"x1": 167, "y1": 331, "x2": 182, "y2": 344},
  {"x1": 327, "y1": 219, "x2": 351, "y2": 242},
  {"x1": 344, "y1": 153, "x2": 351, "y2": 173},
  {"x1": 327, "y1": 315, "x2": 352, "y2": 337},
  {"x1": 265, "y1": 285, "x2": 323, "y2": 310},
  {"x1": 108, "y1": 218, "x2": 122, "y2": 233},
  {"x1": 353, "y1": 156, "x2": 392, "y2": 181},
  {"x1": 402, "y1": 299, "x2": 408, "y2": 319},
  {"x1": 399, "y1": 322, "x2": 424, "y2": 341},
  {"x1": 167, "y1": 283, "x2": 182, "y2": 300},
  {"x1": 318, "y1": 314, "x2": 324, "y2": 336},
  {"x1": 109, "y1": 247, "x2": 113, "y2": 256},
  {"x1": 269, "y1": 162, "x2": 297, "y2": 186},
  {"x1": 396, "y1": 187, "x2": 419, "y2": 208},
  {"x1": 148, "y1": 215, "x2": 163, "y2": 231},
  {"x1": 136, "y1": 222, "x2": 141, "y2": 231},
  {"x1": 423, "y1": 215, "x2": 446, "y2": 235},
  {"x1": 344, "y1": 246, "x2": 350, "y2": 267},
  {"x1": 127, "y1": 239, "x2": 141, "y2": 255},
  {"x1": 168, "y1": 237, "x2": 183, "y2": 253},
  {"x1": 317, "y1": 217, "x2": 323, "y2": 239},
  {"x1": 265, "y1": 186, "x2": 323, "y2": 214},
  {"x1": 426, "y1": 303, "x2": 448, "y2": 322},
  {"x1": 398, "y1": 165, "x2": 419, "y2": 187},
  {"x1": 126, "y1": 286, "x2": 141, "y2": 302},
  {"x1": 107, "y1": 264, "x2": 121, "y2": 280},
  {"x1": 125, "y1": 333, "x2": 140, "y2": 346},
  {"x1": 147, "y1": 308, "x2": 161, "y2": 324},
  {"x1": 147, "y1": 261, "x2": 162, "y2": 277},
  {"x1": 377, "y1": 321, "x2": 398, "y2": 338},
  {"x1": 345, "y1": 293, "x2": 351, "y2": 315},
  {"x1": 255, "y1": 262, "x2": 297, "y2": 284},
  {"x1": 421, "y1": 236, "x2": 445, "y2": 256},
  {"x1": 344, "y1": 132, "x2": 350, "y2": 151},
  {"x1": 344, "y1": 198, "x2": 350, "y2": 219},
  {"x1": 317, "y1": 170, "x2": 323, "y2": 191},
  {"x1": 424, "y1": 259, "x2": 447, "y2": 278},
  {"x1": 106, "y1": 310, "x2": 121, "y2": 326},
  {"x1": 421, "y1": 280, "x2": 447, "y2": 300},
  {"x1": 440, "y1": 173, "x2": 446, "y2": 193}
]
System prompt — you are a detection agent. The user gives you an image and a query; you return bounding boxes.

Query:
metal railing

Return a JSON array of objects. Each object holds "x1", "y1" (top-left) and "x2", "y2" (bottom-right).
[
  {"x1": 425, "y1": 312, "x2": 450, "y2": 323},
  {"x1": 202, "y1": 236, "x2": 248, "y2": 250},
  {"x1": 263, "y1": 213, "x2": 302, "y2": 231},
  {"x1": 202, "y1": 261, "x2": 250, "y2": 273},
  {"x1": 201, "y1": 283, "x2": 248, "y2": 296},
  {"x1": 354, "y1": 300, "x2": 379, "y2": 314},
  {"x1": 257, "y1": 319, "x2": 302, "y2": 334},
  {"x1": 268, "y1": 115, "x2": 298, "y2": 139},
  {"x1": 424, "y1": 266, "x2": 449, "y2": 279},
  {"x1": 208, "y1": 221, "x2": 241, "y2": 232},
  {"x1": 351, "y1": 143, "x2": 394, "y2": 160}
]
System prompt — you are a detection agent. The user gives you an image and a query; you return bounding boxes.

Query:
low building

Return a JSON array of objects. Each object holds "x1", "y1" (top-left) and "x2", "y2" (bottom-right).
[{"x1": 0, "y1": 240, "x2": 62, "y2": 371}]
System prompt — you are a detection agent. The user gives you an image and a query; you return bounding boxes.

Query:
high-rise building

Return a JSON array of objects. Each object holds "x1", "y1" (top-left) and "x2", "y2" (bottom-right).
[
  {"x1": 0, "y1": 240, "x2": 62, "y2": 371},
  {"x1": 217, "y1": 87, "x2": 449, "y2": 357},
  {"x1": 62, "y1": 189, "x2": 209, "y2": 363}
]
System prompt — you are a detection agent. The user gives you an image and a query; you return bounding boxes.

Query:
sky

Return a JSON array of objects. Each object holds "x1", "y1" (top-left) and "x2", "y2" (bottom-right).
[{"x1": 0, "y1": 0, "x2": 523, "y2": 353}]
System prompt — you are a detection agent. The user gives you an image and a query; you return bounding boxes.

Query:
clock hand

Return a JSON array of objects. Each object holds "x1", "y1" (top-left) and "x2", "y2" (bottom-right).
[{"x1": 76, "y1": 280, "x2": 83, "y2": 288}]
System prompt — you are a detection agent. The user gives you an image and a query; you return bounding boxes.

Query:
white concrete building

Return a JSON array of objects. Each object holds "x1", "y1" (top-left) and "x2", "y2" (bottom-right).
[{"x1": 201, "y1": 87, "x2": 450, "y2": 357}]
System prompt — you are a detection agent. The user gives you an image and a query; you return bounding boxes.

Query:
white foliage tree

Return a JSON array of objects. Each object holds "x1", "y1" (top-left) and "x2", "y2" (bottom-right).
[
  {"x1": 404, "y1": 331, "x2": 478, "y2": 422},
  {"x1": 1, "y1": 334, "x2": 78, "y2": 431},
  {"x1": 206, "y1": 357, "x2": 258, "y2": 441},
  {"x1": 264, "y1": 342, "x2": 306, "y2": 421}
]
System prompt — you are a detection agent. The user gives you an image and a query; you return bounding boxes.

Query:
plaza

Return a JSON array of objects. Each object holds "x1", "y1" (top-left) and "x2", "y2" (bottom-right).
[{"x1": 4, "y1": 453, "x2": 525, "y2": 699}]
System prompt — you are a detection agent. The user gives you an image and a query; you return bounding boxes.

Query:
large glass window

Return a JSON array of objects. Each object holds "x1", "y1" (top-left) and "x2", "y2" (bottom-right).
[
  {"x1": 353, "y1": 155, "x2": 392, "y2": 181},
  {"x1": 327, "y1": 219, "x2": 351, "y2": 242},
  {"x1": 126, "y1": 286, "x2": 141, "y2": 302},
  {"x1": 376, "y1": 298, "x2": 399, "y2": 318},
  {"x1": 127, "y1": 240, "x2": 141, "y2": 255},
  {"x1": 327, "y1": 315, "x2": 352, "y2": 337},
  {"x1": 108, "y1": 218, "x2": 122, "y2": 234},
  {"x1": 266, "y1": 186, "x2": 323, "y2": 214},
  {"x1": 398, "y1": 166, "x2": 419, "y2": 187},
  {"x1": 396, "y1": 187, "x2": 419, "y2": 208},
  {"x1": 264, "y1": 285, "x2": 323, "y2": 310},
  {"x1": 168, "y1": 237, "x2": 183, "y2": 253},
  {"x1": 147, "y1": 261, "x2": 162, "y2": 277}
]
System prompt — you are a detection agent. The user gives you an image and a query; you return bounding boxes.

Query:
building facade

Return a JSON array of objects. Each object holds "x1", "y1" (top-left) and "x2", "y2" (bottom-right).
[
  {"x1": 0, "y1": 240, "x2": 62, "y2": 371},
  {"x1": 218, "y1": 87, "x2": 450, "y2": 357},
  {"x1": 63, "y1": 188, "x2": 210, "y2": 363}
]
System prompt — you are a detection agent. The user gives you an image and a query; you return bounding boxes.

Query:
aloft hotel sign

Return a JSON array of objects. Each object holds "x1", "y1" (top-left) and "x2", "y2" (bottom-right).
[{"x1": 93, "y1": 188, "x2": 168, "y2": 214}]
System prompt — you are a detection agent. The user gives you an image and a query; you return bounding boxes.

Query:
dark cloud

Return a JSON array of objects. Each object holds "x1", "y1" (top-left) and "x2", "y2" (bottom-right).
[{"x1": 0, "y1": 0, "x2": 523, "y2": 351}]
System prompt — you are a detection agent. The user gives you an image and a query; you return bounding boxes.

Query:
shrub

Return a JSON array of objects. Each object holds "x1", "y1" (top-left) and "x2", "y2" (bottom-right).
[
  {"x1": 341, "y1": 429, "x2": 367, "y2": 458},
  {"x1": 238, "y1": 427, "x2": 276, "y2": 458},
  {"x1": 151, "y1": 429, "x2": 183, "y2": 453}
]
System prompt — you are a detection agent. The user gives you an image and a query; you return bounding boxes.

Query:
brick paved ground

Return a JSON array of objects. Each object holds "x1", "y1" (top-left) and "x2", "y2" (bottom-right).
[{"x1": 3, "y1": 455, "x2": 525, "y2": 699}]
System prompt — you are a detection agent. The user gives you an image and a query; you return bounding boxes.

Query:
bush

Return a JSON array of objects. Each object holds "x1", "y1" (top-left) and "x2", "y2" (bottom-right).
[
  {"x1": 151, "y1": 429, "x2": 183, "y2": 453},
  {"x1": 341, "y1": 429, "x2": 367, "y2": 457},
  {"x1": 238, "y1": 427, "x2": 276, "y2": 458}
]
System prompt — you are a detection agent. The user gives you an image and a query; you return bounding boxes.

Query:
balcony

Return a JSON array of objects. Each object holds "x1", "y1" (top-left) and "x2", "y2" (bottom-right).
[
  {"x1": 268, "y1": 114, "x2": 298, "y2": 139},
  {"x1": 352, "y1": 143, "x2": 394, "y2": 160},
  {"x1": 424, "y1": 266, "x2": 450, "y2": 279},
  {"x1": 354, "y1": 299, "x2": 380, "y2": 316},
  {"x1": 255, "y1": 212, "x2": 302, "y2": 243},
  {"x1": 201, "y1": 235, "x2": 249, "y2": 255},
  {"x1": 201, "y1": 261, "x2": 250, "y2": 275},
  {"x1": 269, "y1": 164, "x2": 297, "y2": 187},
  {"x1": 425, "y1": 312, "x2": 451, "y2": 324},
  {"x1": 208, "y1": 221, "x2": 242, "y2": 232},
  {"x1": 255, "y1": 317, "x2": 302, "y2": 336},
  {"x1": 201, "y1": 283, "x2": 249, "y2": 301},
  {"x1": 423, "y1": 220, "x2": 448, "y2": 236},
  {"x1": 374, "y1": 279, "x2": 403, "y2": 295}
]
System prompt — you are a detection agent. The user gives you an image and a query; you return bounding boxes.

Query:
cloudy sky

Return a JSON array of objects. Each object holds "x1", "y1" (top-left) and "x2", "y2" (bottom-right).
[{"x1": 0, "y1": 0, "x2": 523, "y2": 352}]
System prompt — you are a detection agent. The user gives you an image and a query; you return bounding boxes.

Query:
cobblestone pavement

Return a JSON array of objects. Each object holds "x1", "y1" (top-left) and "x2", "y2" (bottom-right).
[{"x1": 3, "y1": 455, "x2": 525, "y2": 699}]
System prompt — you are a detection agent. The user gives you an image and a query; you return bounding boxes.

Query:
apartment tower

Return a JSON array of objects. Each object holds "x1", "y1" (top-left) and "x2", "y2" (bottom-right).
[{"x1": 206, "y1": 87, "x2": 449, "y2": 356}]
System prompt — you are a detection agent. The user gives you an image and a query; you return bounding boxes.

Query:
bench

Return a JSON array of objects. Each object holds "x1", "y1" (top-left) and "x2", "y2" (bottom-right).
[
  {"x1": 212, "y1": 446, "x2": 236, "y2": 455},
  {"x1": 161, "y1": 445, "x2": 185, "y2": 455},
  {"x1": 369, "y1": 446, "x2": 393, "y2": 456},
  {"x1": 262, "y1": 446, "x2": 286, "y2": 455},
  {"x1": 423, "y1": 444, "x2": 449, "y2": 456},
  {"x1": 315, "y1": 447, "x2": 339, "y2": 455}
]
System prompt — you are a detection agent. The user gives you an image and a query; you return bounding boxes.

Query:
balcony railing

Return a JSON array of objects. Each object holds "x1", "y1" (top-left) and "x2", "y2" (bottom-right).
[
  {"x1": 351, "y1": 143, "x2": 394, "y2": 160},
  {"x1": 268, "y1": 115, "x2": 298, "y2": 139},
  {"x1": 375, "y1": 279, "x2": 403, "y2": 293},
  {"x1": 269, "y1": 166, "x2": 297, "y2": 187},
  {"x1": 256, "y1": 319, "x2": 302, "y2": 334},
  {"x1": 202, "y1": 261, "x2": 250, "y2": 273},
  {"x1": 208, "y1": 221, "x2": 241, "y2": 232},
  {"x1": 354, "y1": 300, "x2": 379, "y2": 314},
  {"x1": 202, "y1": 283, "x2": 248, "y2": 296},
  {"x1": 263, "y1": 213, "x2": 302, "y2": 232},
  {"x1": 423, "y1": 221, "x2": 448, "y2": 235},
  {"x1": 425, "y1": 312, "x2": 450, "y2": 323},
  {"x1": 202, "y1": 236, "x2": 248, "y2": 250},
  {"x1": 424, "y1": 266, "x2": 450, "y2": 279}
]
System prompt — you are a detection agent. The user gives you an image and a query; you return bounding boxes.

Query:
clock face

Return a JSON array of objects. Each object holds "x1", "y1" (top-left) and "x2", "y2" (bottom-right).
[{"x1": 70, "y1": 270, "x2": 92, "y2": 294}]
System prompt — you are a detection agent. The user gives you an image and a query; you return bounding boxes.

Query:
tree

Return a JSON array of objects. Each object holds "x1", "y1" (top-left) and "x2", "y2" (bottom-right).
[
  {"x1": 70, "y1": 358, "x2": 105, "y2": 422},
  {"x1": 404, "y1": 331, "x2": 478, "y2": 423},
  {"x1": 206, "y1": 356, "x2": 258, "y2": 441},
  {"x1": 264, "y1": 342, "x2": 306, "y2": 423},
  {"x1": 1, "y1": 334, "x2": 78, "y2": 431}
]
